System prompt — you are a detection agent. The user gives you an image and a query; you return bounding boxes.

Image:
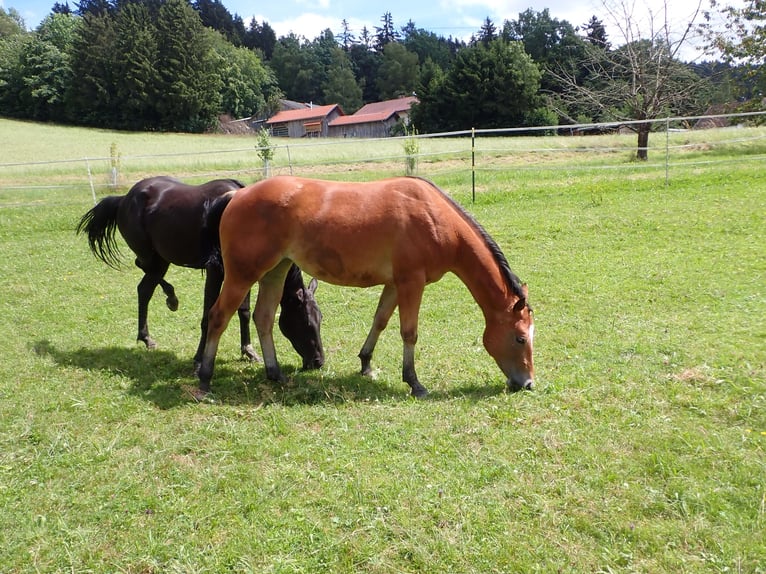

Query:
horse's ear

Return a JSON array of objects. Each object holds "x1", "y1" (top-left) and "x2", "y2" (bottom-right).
[
  {"x1": 308, "y1": 277, "x2": 318, "y2": 294},
  {"x1": 522, "y1": 283, "x2": 528, "y2": 297},
  {"x1": 513, "y1": 297, "x2": 527, "y2": 313}
]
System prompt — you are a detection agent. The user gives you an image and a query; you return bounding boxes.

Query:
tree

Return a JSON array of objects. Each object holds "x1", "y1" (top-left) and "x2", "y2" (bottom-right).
[
  {"x1": 402, "y1": 26, "x2": 459, "y2": 71},
  {"x1": 376, "y1": 41, "x2": 419, "y2": 99},
  {"x1": 412, "y1": 38, "x2": 544, "y2": 132},
  {"x1": 582, "y1": 15, "x2": 609, "y2": 48},
  {"x1": 18, "y1": 13, "x2": 78, "y2": 121},
  {"x1": 550, "y1": 0, "x2": 707, "y2": 159},
  {"x1": 210, "y1": 30, "x2": 280, "y2": 119},
  {"x1": 0, "y1": 13, "x2": 29, "y2": 117},
  {"x1": 1, "y1": 6, "x2": 26, "y2": 36},
  {"x1": 269, "y1": 33, "x2": 322, "y2": 103},
  {"x1": 478, "y1": 17, "x2": 497, "y2": 45},
  {"x1": 111, "y1": 2, "x2": 159, "y2": 129},
  {"x1": 154, "y1": 0, "x2": 221, "y2": 131},
  {"x1": 68, "y1": 11, "x2": 117, "y2": 125},
  {"x1": 322, "y1": 47, "x2": 363, "y2": 112},
  {"x1": 502, "y1": 8, "x2": 587, "y2": 96},
  {"x1": 338, "y1": 18, "x2": 355, "y2": 51},
  {"x1": 702, "y1": 0, "x2": 766, "y2": 96},
  {"x1": 374, "y1": 12, "x2": 399, "y2": 51},
  {"x1": 193, "y1": 0, "x2": 244, "y2": 46},
  {"x1": 244, "y1": 19, "x2": 276, "y2": 60},
  {"x1": 348, "y1": 40, "x2": 382, "y2": 102}
]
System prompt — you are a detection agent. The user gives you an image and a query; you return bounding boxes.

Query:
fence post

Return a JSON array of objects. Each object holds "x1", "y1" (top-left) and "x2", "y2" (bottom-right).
[
  {"x1": 85, "y1": 158, "x2": 97, "y2": 204},
  {"x1": 471, "y1": 127, "x2": 476, "y2": 203},
  {"x1": 286, "y1": 145, "x2": 293, "y2": 176},
  {"x1": 665, "y1": 117, "x2": 670, "y2": 186}
]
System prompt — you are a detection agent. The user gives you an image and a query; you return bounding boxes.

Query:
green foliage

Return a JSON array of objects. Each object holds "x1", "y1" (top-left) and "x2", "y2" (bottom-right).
[
  {"x1": 256, "y1": 127, "x2": 274, "y2": 162},
  {"x1": 153, "y1": 0, "x2": 221, "y2": 132},
  {"x1": 0, "y1": 6, "x2": 25, "y2": 36},
  {"x1": 112, "y1": 3, "x2": 159, "y2": 130},
  {"x1": 704, "y1": 0, "x2": 766, "y2": 95},
  {"x1": 402, "y1": 126, "x2": 419, "y2": 174},
  {"x1": 322, "y1": 56, "x2": 363, "y2": 113},
  {"x1": 210, "y1": 30, "x2": 279, "y2": 119},
  {"x1": 376, "y1": 41, "x2": 419, "y2": 100},
  {"x1": 413, "y1": 38, "x2": 543, "y2": 132}
]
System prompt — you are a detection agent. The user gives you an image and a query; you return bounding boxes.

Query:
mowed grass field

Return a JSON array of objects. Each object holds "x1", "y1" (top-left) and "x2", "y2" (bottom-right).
[{"x1": 0, "y1": 120, "x2": 764, "y2": 572}]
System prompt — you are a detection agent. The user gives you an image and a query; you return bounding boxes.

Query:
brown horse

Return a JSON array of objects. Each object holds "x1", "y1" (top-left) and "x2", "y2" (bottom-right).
[{"x1": 198, "y1": 175, "x2": 534, "y2": 397}]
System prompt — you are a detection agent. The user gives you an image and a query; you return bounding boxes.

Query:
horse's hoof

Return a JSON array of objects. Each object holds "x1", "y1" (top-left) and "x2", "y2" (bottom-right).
[
  {"x1": 184, "y1": 385, "x2": 212, "y2": 403},
  {"x1": 141, "y1": 337, "x2": 157, "y2": 350},
  {"x1": 241, "y1": 345, "x2": 261, "y2": 363},
  {"x1": 410, "y1": 385, "x2": 429, "y2": 399},
  {"x1": 166, "y1": 296, "x2": 179, "y2": 312}
]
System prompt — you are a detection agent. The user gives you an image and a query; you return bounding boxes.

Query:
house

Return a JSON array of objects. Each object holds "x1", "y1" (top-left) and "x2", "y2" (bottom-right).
[
  {"x1": 266, "y1": 104, "x2": 344, "y2": 138},
  {"x1": 327, "y1": 96, "x2": 419, "y2": 138}
]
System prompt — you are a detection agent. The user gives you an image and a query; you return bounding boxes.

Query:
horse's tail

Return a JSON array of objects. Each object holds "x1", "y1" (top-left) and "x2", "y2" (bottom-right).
[
  {"x1": 76, "y1": 195, "x2": 124, "y2": 269},
  {"x1": 201, "y1": 190, "x2": 237, "y2": 270}
]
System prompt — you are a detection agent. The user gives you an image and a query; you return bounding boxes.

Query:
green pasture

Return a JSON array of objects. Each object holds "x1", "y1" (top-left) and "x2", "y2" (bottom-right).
[{"x1": 0, "y1": 120, "x2": 764, "y2": 573}]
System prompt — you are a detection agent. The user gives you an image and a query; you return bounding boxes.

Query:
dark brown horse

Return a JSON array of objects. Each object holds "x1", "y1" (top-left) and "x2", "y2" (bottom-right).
[
  {"x1": 197, "y1": 175, "x2": 534, "y2": 397},
  {"x1": 77, "y1": 176, "x2": 325, "y2": 372}
]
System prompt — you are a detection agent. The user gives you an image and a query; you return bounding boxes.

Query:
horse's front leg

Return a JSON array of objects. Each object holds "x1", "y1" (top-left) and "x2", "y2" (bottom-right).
[
  {"x1": 254, "y1": 262, "x2": 293, "y2": 382},
  {"x1": 358, "y1": 283, "x2": 398, "y2": 376},
  {"x1": 237, "y1": 290, "x2": 259, "y2": 362},
  {"x1": 397, "y1": 278, "x2": 427, "y2": 399},
  {"x1": 198, "y1": 282, "x2": 249, "y2": 394}
]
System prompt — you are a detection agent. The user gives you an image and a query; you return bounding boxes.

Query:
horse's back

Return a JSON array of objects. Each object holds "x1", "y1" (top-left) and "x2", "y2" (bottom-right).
[
  {"x1": 119, "y1": 177, "x2": 241, "y2": 268},
  {"x1": 220, "y1": 176, "x2": 460, "y2": 287}
]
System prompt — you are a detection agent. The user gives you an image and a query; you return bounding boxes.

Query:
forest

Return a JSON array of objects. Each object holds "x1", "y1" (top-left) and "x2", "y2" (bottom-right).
[{"x1": 0, "y1": 0, "x2": 763, "y2": 134}]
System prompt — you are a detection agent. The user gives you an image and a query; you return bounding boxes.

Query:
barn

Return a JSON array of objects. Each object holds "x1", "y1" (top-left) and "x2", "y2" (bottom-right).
[
  {"x1": 327, "y1": 96, "x2": 418, "y2": 138},
  {"x1": 266, "y1": 104, "x2": 344, "y2": 138}
]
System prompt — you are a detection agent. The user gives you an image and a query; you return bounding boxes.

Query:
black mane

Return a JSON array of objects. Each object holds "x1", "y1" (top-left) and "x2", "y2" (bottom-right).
[{"x1": 414, "y1": 177, "x2": 526, "y2": 301}]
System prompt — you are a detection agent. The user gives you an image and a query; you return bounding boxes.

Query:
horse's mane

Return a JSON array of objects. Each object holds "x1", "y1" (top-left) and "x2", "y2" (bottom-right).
[{"x1": 412, "y1": 177, "x2": 526, "y2": 301}]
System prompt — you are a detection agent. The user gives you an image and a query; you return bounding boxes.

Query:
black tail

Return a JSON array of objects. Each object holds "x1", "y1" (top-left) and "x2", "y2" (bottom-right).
[
  {"x1": 76, "y1": 196, "x2": 124, "y2": 269},
  {"x1": 201, "y1": 191, "x2": 237, "y2": 270}
]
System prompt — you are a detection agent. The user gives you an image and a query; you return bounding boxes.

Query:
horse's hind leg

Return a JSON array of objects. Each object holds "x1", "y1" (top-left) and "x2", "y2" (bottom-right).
[
  {"x1": 358, "y1": 283, "x2": 398, "y2": 376},
  {"x1": 159, "y1": 278, "x2": 179, "y2": 311},
  {"x1": 396, "y1": 277, "x2": 427, "y2": 399},
  {"x1": 136, "y1": 259, "x2": 170, "y2": 349}
]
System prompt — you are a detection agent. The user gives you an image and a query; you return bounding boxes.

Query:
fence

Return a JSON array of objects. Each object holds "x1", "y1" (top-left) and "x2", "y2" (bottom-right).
[{"x1": 1, "y1": 111, "x2": 765, "y2": 207}]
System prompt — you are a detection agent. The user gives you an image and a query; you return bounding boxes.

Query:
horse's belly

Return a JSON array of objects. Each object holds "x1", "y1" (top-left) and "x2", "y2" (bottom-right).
[{"x1": 288, "y1": 243, "x2": 392, "y2": 288}]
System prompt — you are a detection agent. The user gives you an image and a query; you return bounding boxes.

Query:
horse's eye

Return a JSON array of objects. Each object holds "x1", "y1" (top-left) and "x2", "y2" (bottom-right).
[{"x1": 516, "y1": 336, "x2": 527, "y2": 345}]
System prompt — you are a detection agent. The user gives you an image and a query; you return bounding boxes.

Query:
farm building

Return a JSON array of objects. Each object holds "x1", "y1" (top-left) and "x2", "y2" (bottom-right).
[
  {"x1": 266, "y1": 104, "x2": 344, "y2": 138},
  {"x1": 327, "y1": 96, "x2": 418, "y2": 138}
]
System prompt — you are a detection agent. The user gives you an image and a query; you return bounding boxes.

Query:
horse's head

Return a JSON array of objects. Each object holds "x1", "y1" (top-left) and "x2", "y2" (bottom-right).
[
  {"x1": 483, "y1": 284, "x2": 534, "y2": 392},
  {"x1": 279, "y1": 273, "x2": 325, "y2": 370}
]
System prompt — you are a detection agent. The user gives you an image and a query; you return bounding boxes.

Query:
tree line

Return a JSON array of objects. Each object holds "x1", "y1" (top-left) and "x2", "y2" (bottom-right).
[{"x1": 0, "y1": 0, "x2": 762, "y2": 136}]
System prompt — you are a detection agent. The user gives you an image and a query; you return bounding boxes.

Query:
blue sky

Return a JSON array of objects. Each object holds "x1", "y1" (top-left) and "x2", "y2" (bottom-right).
[{"x1": 4, "y1": 0, "x2": 725, "y2": 60}]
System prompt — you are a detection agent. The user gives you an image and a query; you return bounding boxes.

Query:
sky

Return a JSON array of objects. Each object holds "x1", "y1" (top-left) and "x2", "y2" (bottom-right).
[{"x1": 3, "y1": 0, "x2": 730, "y2": 59}]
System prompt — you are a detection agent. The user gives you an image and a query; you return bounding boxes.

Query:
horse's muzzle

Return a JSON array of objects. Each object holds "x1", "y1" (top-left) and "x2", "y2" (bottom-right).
[
  {"x1": 303, "y1": 356, "x2": 325, "y2": 370},
  {"x1": 507, "y1": 377, "x2": 534, "y2": 392}
]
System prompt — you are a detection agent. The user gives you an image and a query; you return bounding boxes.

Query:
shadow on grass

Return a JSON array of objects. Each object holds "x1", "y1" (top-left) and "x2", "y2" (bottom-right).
[{"x1": 34, "y1": 339, "x2": 508, "y2": 409}]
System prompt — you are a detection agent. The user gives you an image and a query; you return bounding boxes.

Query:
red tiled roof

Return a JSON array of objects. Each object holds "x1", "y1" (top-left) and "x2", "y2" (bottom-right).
[
  {"x1": 354, "y1": 96, "x2": 418, "y2": 116},
  {"x1": 329, "y1": 112, "x2": 390, "y2": 126},
  {"x1": 266, "y1": 104, "x2": 342, "y2": 124},
  {"x1": 327, "y1": 97, "x2": 418, "y2": 127}
]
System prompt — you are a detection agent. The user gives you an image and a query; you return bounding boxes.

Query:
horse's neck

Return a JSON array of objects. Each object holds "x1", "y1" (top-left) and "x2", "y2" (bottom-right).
[{"x1": 452, "y1": 231, "x2": 511, "y2": 317}]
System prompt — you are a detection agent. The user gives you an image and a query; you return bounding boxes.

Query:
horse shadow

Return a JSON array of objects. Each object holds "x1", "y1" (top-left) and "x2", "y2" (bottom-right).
[{"x1": 32, "y1": 340, "x2": 505, "y2": 408}]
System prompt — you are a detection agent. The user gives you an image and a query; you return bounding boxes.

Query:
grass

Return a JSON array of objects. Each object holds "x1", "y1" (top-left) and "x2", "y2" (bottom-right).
[{"x1": 0, "y1": 120, "x2": 764, "y2": 572}]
